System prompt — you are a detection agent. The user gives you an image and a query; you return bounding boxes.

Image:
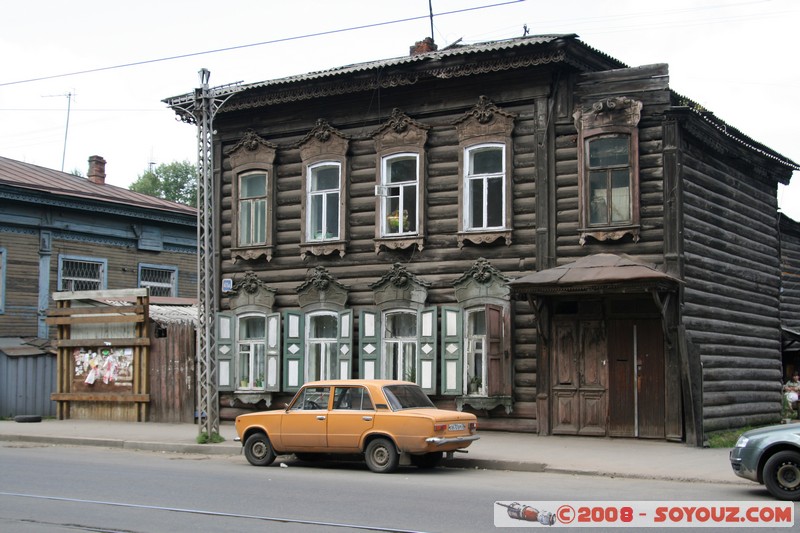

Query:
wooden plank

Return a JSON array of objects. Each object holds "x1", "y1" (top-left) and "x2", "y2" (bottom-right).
[
  {"x1": 52, "y1": 288, "x2": 148, "y2": 301},
  {"x1": 50, "y1": 393, "x2": 150, "y2": 402},
  {"x1": 56, "y1": 338, "x2": 150, "y2": 348},
  {"x1": 47, "y1": 305, "x2": 144, "y2": 317},
  {"x1": 46, "y1": 314, "x2": 145, "y2": 326}
]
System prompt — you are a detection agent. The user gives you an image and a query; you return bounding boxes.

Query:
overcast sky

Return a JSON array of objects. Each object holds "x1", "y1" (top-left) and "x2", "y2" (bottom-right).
[{"x1": 2, "y1": 0, "x2": 798, "y2": 219}]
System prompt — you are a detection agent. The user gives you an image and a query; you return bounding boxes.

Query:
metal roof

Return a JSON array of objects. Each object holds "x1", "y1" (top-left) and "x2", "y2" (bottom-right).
[
  {"x1": 0, "y1": 156, "x2": 196, "y2": 216},
  {"x1": 510, "y1": 253, "x2": 681, "y2": 294}
]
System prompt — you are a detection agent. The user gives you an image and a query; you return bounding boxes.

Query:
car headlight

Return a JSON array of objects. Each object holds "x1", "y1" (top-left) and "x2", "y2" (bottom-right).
[{"x1": 734, "y1": 435, "x2": 749, "y2": 448}]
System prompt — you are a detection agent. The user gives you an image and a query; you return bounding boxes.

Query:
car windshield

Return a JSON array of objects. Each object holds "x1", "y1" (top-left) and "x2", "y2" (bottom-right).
[{"x1": 383, "y1": 384, "x2": 435, "y2": 410}]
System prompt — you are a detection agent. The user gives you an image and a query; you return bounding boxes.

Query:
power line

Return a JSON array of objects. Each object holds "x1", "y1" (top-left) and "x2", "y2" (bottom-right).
[{"x1": 0, "y1": 0, "x2": 525, "y2": 88}]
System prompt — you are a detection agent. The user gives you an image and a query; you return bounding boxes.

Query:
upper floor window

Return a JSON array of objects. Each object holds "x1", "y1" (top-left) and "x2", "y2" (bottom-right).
[
  {"x1": 308, "y1": 162, "x2": 341, "y2": 242},
  {"x1": 587, "y1": 135, "x2": 632, "y2": 226},
  {"x1": 465, "y1": 144, "x2": 505, "y2": 231},
  {"x1": 379, "y1": 153, "x2": 418, "y2": 237},
  {"x1": 574, "y1": 96, "x2": 642, "y2": 244},
  {"x1": 227, "y1": 129, "x2": 277, "y2": 262},
  {"x1": 238, "y1": 172, "x2": 268, "y2": 247},
  {"x1": 453, "y1": 96, "x2": 515, "y2": 248},
  {"x1": 58, "y1": 256, "x2": 106, "y2": 291},
  {"x1": 138, "y1": 264, "x2": 177, "y2": 297}
]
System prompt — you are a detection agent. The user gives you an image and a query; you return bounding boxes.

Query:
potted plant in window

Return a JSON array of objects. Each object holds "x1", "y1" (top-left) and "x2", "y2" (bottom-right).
[
  {"x1": 468, "y1": 375, "x2": 482, "y2": 395},
  {"x1": 387, "y1": 210, "x2": 410, "y2": 232}
]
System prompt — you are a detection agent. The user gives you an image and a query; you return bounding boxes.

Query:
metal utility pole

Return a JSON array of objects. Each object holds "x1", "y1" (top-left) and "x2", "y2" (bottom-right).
[{"x1": 165, "y1": 70, "x2": 240, "y2": 439}]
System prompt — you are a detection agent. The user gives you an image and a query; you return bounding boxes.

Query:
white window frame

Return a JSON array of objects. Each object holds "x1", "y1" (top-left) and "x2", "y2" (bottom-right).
[
  {"x1": 379, "y1": 153, "x2": 419, "y2": 237},
  {"x1": 138, "y1": 263, "x2": 178, "y2": 297},
  {"x1": 306, "y1": 311, "x2": 339, "y2": 382},
  {"x1": 237, "y1": 313, "x2": 267, "y2": 391},
  {"x1": 464, "y1": 307, "x2": 488, "y2": 396},
  {"x1": 58, "y1": 255, "x2": 106, "y2": 291},
  {"x1": 237, "y1": 172, "x2": 268, "y2": 247},
  {"x1": 382, "y1": 309, "x2": 418, "y2": 382},
  {"x1": 463, "y1": 143, "x2": 506, "y2": 231},
  {"x1": 307, "y1": 161, "x2": 341, "y2": 242}
]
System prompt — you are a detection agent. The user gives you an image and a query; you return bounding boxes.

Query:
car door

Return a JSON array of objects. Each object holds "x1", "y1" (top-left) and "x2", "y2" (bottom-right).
[
  {"x1": 280, "y1": 386, "x2": 330, "y2": 450},
  {"x1": 326, "y1": 386, "x2": 376, "y2": 450}
]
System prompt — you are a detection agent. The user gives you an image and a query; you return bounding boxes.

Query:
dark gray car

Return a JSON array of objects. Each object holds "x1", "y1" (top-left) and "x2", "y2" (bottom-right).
[{"x1": 730, "y1": 423, "x2": 800, "y2": 501}]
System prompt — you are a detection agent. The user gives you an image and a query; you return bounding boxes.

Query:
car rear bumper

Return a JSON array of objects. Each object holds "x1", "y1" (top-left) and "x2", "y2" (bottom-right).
[{"x1": 425, "y1": 434, "x2": 480, "y2": 446}]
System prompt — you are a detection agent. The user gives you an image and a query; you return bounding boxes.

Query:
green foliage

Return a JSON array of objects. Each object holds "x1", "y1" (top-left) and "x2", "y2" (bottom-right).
[
  {"x1": 129, "y1": 160, "x2": 197, "y2": 207},
  {"x1": 196, "y1": 431, "x2": 225, "y2": 444}
]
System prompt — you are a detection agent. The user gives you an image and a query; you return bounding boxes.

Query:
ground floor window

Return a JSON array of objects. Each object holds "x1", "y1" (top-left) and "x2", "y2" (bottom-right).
[
  {"x1": 384, "y1": 310, "x2": 418, "y2": 382},
  {"x1": 307, "y1": 312, "x2": 338, "y2": 382}
]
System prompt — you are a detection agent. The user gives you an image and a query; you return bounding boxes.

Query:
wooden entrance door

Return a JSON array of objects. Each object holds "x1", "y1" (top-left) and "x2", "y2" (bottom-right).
[
  {"x1": 551, "y1": 320, "x2": 607, "y2": 436},
  {"x1": 608, "y1": 319, "x2": 665, "y2": 438}
]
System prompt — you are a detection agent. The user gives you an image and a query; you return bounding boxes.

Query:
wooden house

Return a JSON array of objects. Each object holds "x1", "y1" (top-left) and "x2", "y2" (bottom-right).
[
  {"x1": 166, "y1": 34, "x2": 799, "y2": 443},
  {"x1": 0, "y1": 155, "x2": 197, "y2": 418}
]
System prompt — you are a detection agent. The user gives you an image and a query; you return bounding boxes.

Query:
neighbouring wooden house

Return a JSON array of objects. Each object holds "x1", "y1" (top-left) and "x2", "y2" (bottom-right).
[
  {"x1": 0, "y1": 155, "x2": 197, "y2": 418},
  {"x1": 166, "y1": 34, "x2": 799, "y2": 444},
  {"x1": 781, "y1": 215, "x2": 800, "y2": 378}
]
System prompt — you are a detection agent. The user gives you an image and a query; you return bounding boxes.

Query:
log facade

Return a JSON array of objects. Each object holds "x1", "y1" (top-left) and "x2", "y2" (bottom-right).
[{"x1": 167, "y1": 34, "x2": 799, "y2": 442}]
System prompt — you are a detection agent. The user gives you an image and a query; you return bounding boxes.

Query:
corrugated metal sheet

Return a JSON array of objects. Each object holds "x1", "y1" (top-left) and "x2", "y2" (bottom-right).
[
  {"x1": 0, "y1": 338, "x2": 57, "y2": 418},
  {"x1": 0, "y1": 156, "x2": 196, "y2": 216}
]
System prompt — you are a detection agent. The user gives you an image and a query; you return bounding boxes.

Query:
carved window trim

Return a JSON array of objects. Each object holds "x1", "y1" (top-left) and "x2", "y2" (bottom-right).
[
  {"x1": 372, "y1": 109, "x2": 429, "y2": 254},
  {"x1": 298, "y1": 120, "x2": 349, "y2": 259},
  {"x1": 453, "y1": 96, "x2": 515, "y2": 249},
  {"x1": 228, "y1": 130, "x2": 277, "y2": 263},
  {"x1": 574, "y1": 97, "x2": 642, "y2": 245}
]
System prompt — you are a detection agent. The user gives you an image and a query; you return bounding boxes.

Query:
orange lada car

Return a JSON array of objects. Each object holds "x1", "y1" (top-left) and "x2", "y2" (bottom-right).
[{"x1": 234, "y1": 379, "x2": 479, "y2": 473}]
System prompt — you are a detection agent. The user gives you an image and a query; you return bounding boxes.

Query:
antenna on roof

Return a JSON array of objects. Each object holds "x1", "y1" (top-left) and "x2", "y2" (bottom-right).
[
  {"x1": 428, "y1": 0, "x2": 435, "y2": 42},
  {"x1": 42, "y1": 91, "x2": 75, "y2": 171}
]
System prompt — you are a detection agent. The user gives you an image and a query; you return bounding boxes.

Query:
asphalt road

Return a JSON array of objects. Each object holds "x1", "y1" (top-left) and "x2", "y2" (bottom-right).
[{"x1": 0, "y1": 442, "x2": 794, "y2": 533}]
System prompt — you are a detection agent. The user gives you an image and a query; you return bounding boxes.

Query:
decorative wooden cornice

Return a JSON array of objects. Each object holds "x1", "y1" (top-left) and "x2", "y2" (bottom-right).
[
  {"x1": 227, "y1": 129, "x2": 277, "y2": 168},
  {"x1": 296, "y1": 266, "x2": 348, "y2": 309},
  {"x1": 372, "y1": 108, "x2": 430, "y2": 151},
  {"x1": 453, "y1": 96, "x2": 516, "y2": 141},
  {"x1": 228, "y1": 271, "x2": 277, "y2": 310},
  {"x1": 231, "y1": 246, "x2": 274, "y2": 263},
  {"x1": 573, "y1": 96, "x2": 642, "y2": 131},
  {"x1": 374, "y1": 236, "x2": 425, "y2": 254},
  {"x1": 452, "y1": 257, "x2": 511, "y2": 302},
  {"x1": 297, "y1": 119, "x2": 349, "y2": 159},
  {"x1": 370, "y1": 262, "x2": 430, "y2": 306}
]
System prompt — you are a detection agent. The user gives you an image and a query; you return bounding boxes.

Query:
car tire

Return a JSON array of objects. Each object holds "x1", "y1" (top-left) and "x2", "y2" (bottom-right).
[
  {"x1": 365, "y1": 437, "x2": 399, "y2": 473},
  {"x1": 14, "y1": 415, "x2": 42, "y2": 423},
  {"x1": 410, "y1": 452, "x2": 443, "y2": 469},
  {"x1": 763, "y1": 450, "x2": 800, "y2": 501},
  {"x1": 243, "y1": 433, "x2": 276, "y2": 467}
]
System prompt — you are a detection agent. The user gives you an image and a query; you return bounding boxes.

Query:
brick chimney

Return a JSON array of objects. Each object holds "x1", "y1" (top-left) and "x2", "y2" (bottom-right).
[
  {"x1": 87, "y1": 155, "x2": 106, "y2": 185},
  {"x1": 409, "y1": 37, "x2": 437, "y2": 56}
]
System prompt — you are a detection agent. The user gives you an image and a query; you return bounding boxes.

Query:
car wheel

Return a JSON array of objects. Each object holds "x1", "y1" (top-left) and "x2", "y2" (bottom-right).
[
  {"x1": 365, "y1": 437, "x2": 399, "y2": 473},
  {"x1": 410, "y1": 452, "x2": 442, "y2": 469},
  {"x1": 243, "y1": 433, "x2": 276, "y2": 467},
  {"x1": 763, "y1": 450, "x2": 800, "y2": 501}
]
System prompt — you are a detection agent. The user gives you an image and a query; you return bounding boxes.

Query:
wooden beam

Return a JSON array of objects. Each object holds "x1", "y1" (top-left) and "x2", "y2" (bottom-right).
[
  {"x1": 50, "y1": 393, "x2": 150, "y2": 403},
  {"x1": 46, "y1": 314, "x2": 145, "y2": 325},
  {"x1": 56, "y1": 338, "x2": 151, "y2": 348},
  {"x1": 47, "y1": 305, "x2": 144, "y2": 317}
]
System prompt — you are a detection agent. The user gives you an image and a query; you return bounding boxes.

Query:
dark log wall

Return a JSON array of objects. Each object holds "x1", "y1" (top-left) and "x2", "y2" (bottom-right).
[
  {"x1": 781, "y1": 216, "x2": 800, "y2": 331},
  {"x1": 216, "y1": 70, "x2": 552, "y2": 431},
  {"x1": 558, "y1": 65, "x2": 671, "y2": 263},
  {"x1": 679, "y1": 133, "x2": 783, "y2": 431}
]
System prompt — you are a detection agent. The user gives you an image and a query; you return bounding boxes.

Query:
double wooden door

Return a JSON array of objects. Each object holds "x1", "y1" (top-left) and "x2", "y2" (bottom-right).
[{"x1": 551, "y1": 318, "x2": 664, "y2": 438}]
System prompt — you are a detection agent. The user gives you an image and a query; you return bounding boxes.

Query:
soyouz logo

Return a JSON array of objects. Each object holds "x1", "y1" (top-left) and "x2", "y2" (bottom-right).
[{"x1": 494, "y1": 501, "x2": 794, "y2": 528}]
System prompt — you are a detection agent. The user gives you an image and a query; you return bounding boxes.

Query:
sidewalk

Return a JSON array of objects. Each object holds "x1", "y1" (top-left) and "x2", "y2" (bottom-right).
[{"x1": 0, "y1": 418, "x2": 745, "y2": 485}]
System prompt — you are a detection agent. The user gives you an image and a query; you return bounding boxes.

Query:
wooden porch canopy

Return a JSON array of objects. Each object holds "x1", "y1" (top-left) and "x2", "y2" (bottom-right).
[{"x1": 509, "y1": 253, "x2": 682, "y2": 295}]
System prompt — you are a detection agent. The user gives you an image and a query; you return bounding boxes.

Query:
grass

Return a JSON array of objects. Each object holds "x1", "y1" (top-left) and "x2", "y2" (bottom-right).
[
  {"x1": 196, "y1": 431, "x2": 226, "y2": 444},
  {"x1": 706, "y1": 427, "x2": 756, "y2": 448}
]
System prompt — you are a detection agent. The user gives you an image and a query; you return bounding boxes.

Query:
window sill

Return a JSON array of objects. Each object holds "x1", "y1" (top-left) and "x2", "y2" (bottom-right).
[
  {"x1": 457, "y1": 230, "x2": 512, "y2": 249},
  {"x1": 300, "y1": 240, "x2": 347, "y2": 259},
  {"x1": 231, "y1": 245, "x2": 274, "y2": 262},
  {"x1": 374, "y1": 235, "x2": 425, "y2": 253},
  {"x1": 456, "y1": 395, "x2": 513, "y2": 414},
  {"x1": 578, "y1": 225, "x2": 640, "y2": 245}
]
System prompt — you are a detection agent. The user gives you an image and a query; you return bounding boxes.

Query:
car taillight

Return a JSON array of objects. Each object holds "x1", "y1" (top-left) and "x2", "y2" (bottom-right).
[
  {"x1": 469, "y1": 422, "x2": 477, "y2": 433},
  {"x1": 434, "y1": 423, "x2": 447, "y2": 432}
]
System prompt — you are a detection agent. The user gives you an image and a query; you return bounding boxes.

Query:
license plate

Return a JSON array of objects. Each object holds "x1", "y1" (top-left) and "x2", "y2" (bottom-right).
[{"x1": 448, "y1": 423, "x2": 465, "y2": 431}]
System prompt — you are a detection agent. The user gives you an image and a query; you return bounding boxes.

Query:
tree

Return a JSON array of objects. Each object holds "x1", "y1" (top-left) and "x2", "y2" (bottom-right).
[{"x1": 129, "y1": 160, "x2": 197, "y2": 206}]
